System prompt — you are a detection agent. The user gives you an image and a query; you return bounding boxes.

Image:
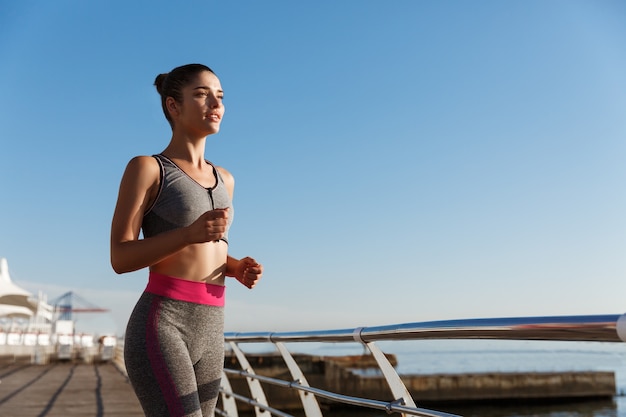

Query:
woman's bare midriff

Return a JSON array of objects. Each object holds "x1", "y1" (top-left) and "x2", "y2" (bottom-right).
[{"x1": 149, "y1": 240, "x2": 228, "y2": 285}]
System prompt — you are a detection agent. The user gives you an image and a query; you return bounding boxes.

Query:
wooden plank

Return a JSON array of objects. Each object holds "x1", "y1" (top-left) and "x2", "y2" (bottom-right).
[{"x1": 0, "y1": 363, "x2": 144, "y2": 416}]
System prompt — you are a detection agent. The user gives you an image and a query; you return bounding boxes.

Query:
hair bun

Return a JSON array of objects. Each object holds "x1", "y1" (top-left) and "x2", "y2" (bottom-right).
[{"x1": 154, "y1": 73, "x2": 168, "y2": 95}]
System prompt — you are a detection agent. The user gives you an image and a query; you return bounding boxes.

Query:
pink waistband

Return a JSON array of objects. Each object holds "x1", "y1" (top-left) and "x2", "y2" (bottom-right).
[{"x1": 145, "y1": 272, "x2": 225, "y2": 307}]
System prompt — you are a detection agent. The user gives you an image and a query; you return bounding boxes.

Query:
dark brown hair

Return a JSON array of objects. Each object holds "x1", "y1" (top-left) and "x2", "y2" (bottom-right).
[{"x1": 154, "y1": 64, "x2": 215, "y2": 126}]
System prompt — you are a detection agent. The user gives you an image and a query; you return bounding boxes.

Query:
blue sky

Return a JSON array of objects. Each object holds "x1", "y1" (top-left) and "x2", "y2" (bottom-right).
[{"x1": 1, "y1": 1, "x2": 625, "y2": 336}]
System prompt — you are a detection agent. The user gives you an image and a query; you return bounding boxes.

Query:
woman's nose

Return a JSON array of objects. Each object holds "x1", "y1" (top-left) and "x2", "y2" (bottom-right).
[{"x1": 208, "y1": 94, "x2": 221, "y2": 107}]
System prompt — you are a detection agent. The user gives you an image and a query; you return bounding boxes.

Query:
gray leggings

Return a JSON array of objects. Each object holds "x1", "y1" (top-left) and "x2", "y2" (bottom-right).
[{"x1": 124, "y1": 292, "x2": 224, "y2": 417}]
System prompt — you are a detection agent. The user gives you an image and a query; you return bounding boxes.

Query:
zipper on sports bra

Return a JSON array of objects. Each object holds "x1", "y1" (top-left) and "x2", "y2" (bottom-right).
[
  {"x1": 207, "y1": 187, "x2": 228, "y2": 244},
  {"x1": 207, "y1": 188, "x2": 215, "y2": 210}
]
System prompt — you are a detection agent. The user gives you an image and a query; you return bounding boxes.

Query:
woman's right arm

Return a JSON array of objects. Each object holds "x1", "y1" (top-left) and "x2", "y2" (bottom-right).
[
  {"x1": 110, "y1": 156, "x2": 230, "y2": 274},
  {"x1": 110, "y1": 156, "x2": 185, "y2": 274}
]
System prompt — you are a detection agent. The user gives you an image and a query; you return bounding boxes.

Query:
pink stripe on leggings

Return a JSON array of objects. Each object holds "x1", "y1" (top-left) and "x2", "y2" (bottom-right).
[
  {"x1": 146, "y1": 297, "x2": 184, "y2": 416},
  {"x1": 145, "y1": 272, "x2": 225, "y2": 306}
]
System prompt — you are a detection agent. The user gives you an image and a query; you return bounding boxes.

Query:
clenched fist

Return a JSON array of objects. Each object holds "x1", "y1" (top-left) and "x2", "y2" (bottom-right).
[
  {"x1": 185, "y1": 209, "x2": 229, "y2": 243},
  {"x1": 234, "y1": 257, "x2": 263, "y2": 289}
]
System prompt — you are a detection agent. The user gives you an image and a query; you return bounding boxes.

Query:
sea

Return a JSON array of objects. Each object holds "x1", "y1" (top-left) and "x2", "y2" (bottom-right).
[{"x1": 255, "y1": 338, "x2": 626, "y2": 417}]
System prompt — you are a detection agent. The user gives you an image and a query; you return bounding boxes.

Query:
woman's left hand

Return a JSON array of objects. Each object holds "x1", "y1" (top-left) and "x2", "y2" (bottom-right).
[{"x1": 235, "y1": 257, "x2": 263, "y2": 289}]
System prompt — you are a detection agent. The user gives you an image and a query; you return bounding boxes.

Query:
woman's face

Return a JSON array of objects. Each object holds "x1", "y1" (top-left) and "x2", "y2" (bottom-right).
[{"x1": 173, "y1": 71, "x2": 225, "y2": 136}]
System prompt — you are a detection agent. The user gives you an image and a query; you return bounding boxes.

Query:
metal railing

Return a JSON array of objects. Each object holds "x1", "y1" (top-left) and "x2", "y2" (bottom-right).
[{"x1": 219, "y1": 314, "x2": 626, "y2": 417}]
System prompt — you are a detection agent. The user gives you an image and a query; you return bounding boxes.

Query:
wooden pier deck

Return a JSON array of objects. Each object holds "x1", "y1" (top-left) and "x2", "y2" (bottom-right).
[{"x1": 0, "y1": 361, "x2": 143, "y2": 417}]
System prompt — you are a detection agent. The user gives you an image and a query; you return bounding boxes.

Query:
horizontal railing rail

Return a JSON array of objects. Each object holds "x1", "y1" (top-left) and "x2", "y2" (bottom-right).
[
  {"x1": 219, "y1": 314, "x2": 626, "y2": 417},
  {"x1": 225, "y1": 314, "x2": 626, "y2": 344}
]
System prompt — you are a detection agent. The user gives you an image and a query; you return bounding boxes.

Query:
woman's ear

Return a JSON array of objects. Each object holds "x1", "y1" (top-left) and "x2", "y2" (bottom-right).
[{"x1": 166, "y1": 96, "x2": 179, "y2": 119}]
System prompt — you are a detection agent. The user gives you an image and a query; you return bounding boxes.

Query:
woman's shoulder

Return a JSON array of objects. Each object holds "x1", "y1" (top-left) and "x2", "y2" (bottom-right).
[
  {"x1": 115, "y1": 155, "x2": 162, "y2": 209},
  {"x1": 216, "y1": 165, "x2": 234, "y2": 182},
  {"x1": 126, "y1": 155, "x2": 160, "y2": 170},
  {"x1": 122, "y1": 155, "x2": 161, "y2": 183},
  {"x1": 216, "y1": 166, "x2": 235, "y2": 194}
]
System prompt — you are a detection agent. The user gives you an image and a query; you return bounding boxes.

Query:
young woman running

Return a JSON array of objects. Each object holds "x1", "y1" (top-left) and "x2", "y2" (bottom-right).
[{"x1": 110, "y1": 63, "x2": 263, "y2": 417}]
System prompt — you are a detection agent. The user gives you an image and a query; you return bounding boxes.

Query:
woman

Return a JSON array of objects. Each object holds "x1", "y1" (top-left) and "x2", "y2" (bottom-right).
[{"x1": 110, "y1": 63, "x2": 263, "y2": 417}]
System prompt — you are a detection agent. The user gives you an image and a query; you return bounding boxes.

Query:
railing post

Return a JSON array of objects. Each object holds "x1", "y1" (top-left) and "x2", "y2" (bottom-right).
[
  {"x1": 219, "y1": 370, "x2": 239, "y2": 416},
  {"x1": 229, "y1": 341, "x2": 272, "y2": 417},
  {"x1": 275, "y1": 341, "x2": 323, "y2": 417},
  {"x1": 354, "y1": 327, "x2": 417, "y2": 417}
]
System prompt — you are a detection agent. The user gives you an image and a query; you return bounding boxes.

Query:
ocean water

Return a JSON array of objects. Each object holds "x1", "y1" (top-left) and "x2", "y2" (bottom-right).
[{"x1": 278, "y1": 339, "x2": 626, "y2": 417}]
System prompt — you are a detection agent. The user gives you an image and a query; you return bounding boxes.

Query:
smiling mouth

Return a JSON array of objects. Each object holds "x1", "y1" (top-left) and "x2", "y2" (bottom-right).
[{"x1": 207, "y1": 114, "x2": 221, "y2": 121}]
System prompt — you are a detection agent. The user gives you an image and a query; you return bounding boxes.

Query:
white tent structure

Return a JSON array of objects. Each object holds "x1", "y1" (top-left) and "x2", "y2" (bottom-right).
[
  {"x1": 0, "y1": 257, "x2": 37, "y2": 316},
  {"x1": 0, "y1": 304, "x2": 34, "y2": 319},
  {"x1": 0, "y1": 257, "x2": 54, "y2": 328}
]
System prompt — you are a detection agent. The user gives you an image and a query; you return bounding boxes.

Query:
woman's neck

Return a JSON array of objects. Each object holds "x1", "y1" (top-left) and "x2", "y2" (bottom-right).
[{"x1": 162, "y1": 134, "x2": 208, "y2": 168}]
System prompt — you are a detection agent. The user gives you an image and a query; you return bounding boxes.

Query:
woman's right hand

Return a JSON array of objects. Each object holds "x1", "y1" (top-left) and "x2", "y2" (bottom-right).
[{"x1": 185, "y1": 208, "x2": 229, "y2": 243}]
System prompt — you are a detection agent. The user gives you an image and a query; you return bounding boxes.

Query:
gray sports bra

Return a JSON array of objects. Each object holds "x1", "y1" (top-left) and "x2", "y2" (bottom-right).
[{"x1": 142, "y1": 154, "x2": 233, "y2": 243}]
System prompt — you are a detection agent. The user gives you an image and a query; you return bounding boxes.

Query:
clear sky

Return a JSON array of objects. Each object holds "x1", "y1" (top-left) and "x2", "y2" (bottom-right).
[{"x1": 1, "y1": 1, "x2": 625, "y2": 336}]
